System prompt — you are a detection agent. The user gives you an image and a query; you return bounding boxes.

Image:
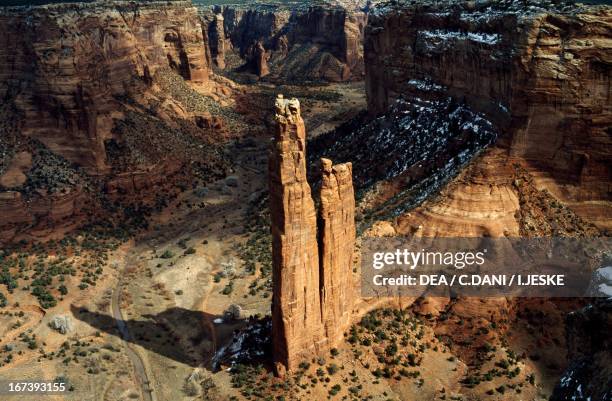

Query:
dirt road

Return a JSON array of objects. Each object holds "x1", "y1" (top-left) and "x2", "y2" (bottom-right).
[{"x1": 111, "y1": 253, "x2": 155, "y2": 401}]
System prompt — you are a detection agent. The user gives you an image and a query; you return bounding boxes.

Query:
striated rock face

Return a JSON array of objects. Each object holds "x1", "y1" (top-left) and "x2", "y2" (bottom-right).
[
  {"x1": 269, "y1": 94, "x2": 326, "y2": 375},
  {"x1": 396, "y1": 148, "x2": 521, "y2": 238},
  {"x1": 364, "y1": 2, "x2": 611, "y2": 204},
  {"x1": 0, "y1": 1, "x2": 234, "y2": 242},
  {"x1": 200, "y1": 5, "x2": 366, "y2": 81},
  {"x1": 269, "y1": 95, "x2": 356, "y2": 374},
  {"x1": 319, "y1": 158, "x2": 356, "y2": 343},
  {"x1": 0, "y1": 0, "x2": 211, "y2": 173}
]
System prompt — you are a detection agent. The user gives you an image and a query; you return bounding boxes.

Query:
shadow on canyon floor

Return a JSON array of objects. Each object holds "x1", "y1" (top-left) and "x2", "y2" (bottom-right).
[{"x1": 70, "y1": 304, "x2": 245, "y2": 369}]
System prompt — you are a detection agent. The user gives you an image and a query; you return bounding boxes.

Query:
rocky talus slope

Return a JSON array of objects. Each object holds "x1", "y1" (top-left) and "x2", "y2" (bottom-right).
[
  {"x1": 1, "y1": 0, "x2": 210, "y2": 172},
  {"x1": 364, "y1": 0, "x2": 611, "y2": 227},
  {"x1": 0, "y1": 0, "x2": 231, "y2": 242},
  {"x1": 200, "y1": 3, "x2": 366, "y2": 81},
  {"x1": 269, "y1": 95, "x2": 356, "y2": 374},
  {"x1": 308, "y1": 96, "x2": 498, "y2": 226}
]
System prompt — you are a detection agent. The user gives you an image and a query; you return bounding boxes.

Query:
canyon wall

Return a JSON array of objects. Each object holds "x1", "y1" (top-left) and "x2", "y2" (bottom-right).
[
  {"x1": 0, "y1": 0, "x2": 221, "y2": 242},
  {"x1": 365, "y1": 2, "x2": 611, "y2": 203},
  {"x1": 269, "y1": 95, "x2": 356, "y2": 374},
  {"x1": 200, "y1": 5, "x2": 366, "y2": 81},
  {"x1": 0, "y1": 0, "x2": 210, "y2": 173}
]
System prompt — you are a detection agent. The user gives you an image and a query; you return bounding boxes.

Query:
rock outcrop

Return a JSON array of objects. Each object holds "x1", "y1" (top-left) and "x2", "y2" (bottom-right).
[
  {"x1": 200, "y1": 4, "x2": 366, "y2": 81},
  {"x1": 269, "y1": 95, "x2": 326, "y2": 375},
  {"x1": 249, "y1": 41, "x2": 270, "y2": 78},
  {"x1": 269, "y1": 95, "x2": 356, "y2": 374},
  {"x1": 0, "y1": 1, "x2": 233, "y2": 242},
  {"x1": 319, "y1": 158, "x2": 356, "y2": 343},
  {"x1": 551, "y1": 298, "x2": 612, "y2": 401},
  {"x1": 207, "y1": 13, "x2": 227, "y2": 69},
  {"x1": 364, "y1": 1, "x2": 611, "y2": 209},
  {"x1": 0, "y1": 0, "x2": 211, "y2": 173}
]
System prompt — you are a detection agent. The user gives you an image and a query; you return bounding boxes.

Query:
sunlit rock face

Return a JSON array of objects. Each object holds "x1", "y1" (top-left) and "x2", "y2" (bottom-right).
[
  {"x1": 319, "y1": 157, "x2": 356, "y2": 344},
  {"x1": 0, "y1": 0, "x2": 211, "y2": 173},
  {"x1": 269, "y1": 95, "x2": 356, "y2": 375},
  {"x1": 269, "y1": 95, "x2": 325, "y2": 375},
  {"x1": 365, "y1": 1, "x2": 611, "y2": 203}
]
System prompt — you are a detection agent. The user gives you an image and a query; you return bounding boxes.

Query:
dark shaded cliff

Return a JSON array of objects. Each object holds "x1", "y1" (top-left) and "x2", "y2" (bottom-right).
[{"x1": 551, "y1": 297, "x2": 612, "y2": 401}]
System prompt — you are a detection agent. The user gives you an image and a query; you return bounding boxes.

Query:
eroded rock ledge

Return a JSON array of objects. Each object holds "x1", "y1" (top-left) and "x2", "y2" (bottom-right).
[{"x1": 0, "y1": 0, "x2": 210, "y2": 172}]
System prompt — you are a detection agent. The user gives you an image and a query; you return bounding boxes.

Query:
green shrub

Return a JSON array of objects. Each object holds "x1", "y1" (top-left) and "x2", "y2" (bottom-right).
[
  {"x1": 160, "y1": 250, "x2": 174, "y2": 259},
  {"x1": 327, "y1": 363, "x2": 339, "y2": 375}
]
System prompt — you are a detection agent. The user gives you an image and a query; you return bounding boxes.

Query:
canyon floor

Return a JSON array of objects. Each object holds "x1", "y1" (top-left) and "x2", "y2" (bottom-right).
[
  {"x1": 0, "y1": 80, "x2": 373, "y2": 401},
  {"x1": 0, "y1": 75, "x2": 589, "y2": 401}
]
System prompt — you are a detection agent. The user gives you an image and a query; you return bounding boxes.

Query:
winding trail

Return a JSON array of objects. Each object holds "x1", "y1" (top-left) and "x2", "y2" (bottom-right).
[{"x1": 111, "y1": 252, "x2": 155, "y2": 401}]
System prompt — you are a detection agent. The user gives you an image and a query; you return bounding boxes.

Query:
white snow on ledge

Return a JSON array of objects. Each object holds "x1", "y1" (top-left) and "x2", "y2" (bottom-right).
[
  {"x1": 419, "y1": 30, "x2": 501, "y2": 45},
  {"x1": 408, "y1": 79, "x2": 445, "y2": 92}
]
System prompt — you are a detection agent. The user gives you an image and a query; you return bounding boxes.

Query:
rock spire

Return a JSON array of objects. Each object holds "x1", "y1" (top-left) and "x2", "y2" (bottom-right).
[{"x1": 269, "y1": 94, "x2": 356, "y2": 375}]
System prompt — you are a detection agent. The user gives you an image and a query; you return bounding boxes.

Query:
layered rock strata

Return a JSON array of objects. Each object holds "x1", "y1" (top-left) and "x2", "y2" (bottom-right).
[
  {"x1": 319, "y1": 158, "x2": 356, "y2": 343},
  {"x1": 269, "y1": 95, "x2": 326, "y2": 375},
  {"x1": 0, "y1": 1, "x2": 228, "y2": 241},
  {"x1": 0, "y1": 0, "x2": 211, "y2": 173},
  {"x1": 364, "y1": 1, "x2": 611, "y2": 205},
  {"x1": 269, "y1": 95, "x2": 356, "y2": 374},
  {"x1": 200, "y1": 4, "x2": 366, "y2": 81}
]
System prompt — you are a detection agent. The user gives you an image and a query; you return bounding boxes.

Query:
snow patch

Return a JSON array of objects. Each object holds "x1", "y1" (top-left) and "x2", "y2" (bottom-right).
[{"x1": 419, "y1": 29, "x2": 501, "y2": 45}]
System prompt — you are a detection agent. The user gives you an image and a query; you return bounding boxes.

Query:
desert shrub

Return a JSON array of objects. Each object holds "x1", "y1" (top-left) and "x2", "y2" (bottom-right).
[
  {"x1": 31, "y1": 286, "x2": 56, "y2": 309},
  {"x1": 183, "y1": 380, "x2": 199, "y2": 396},
  {"x1": 326, "y1": 363, "x2": 339, "y2": 375},
  {"x1": 160, "y1": 250, "x2": 174, "y2": 259},
  {"x1": 329, "y1": 384, "x2": 341, "y2": 396},
  {"x1": 222, "y1": 282, "x2": 233, "y2": 295}
]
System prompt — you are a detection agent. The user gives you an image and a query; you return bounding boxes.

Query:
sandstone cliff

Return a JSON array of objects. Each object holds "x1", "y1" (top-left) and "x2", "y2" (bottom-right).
[
  {"x1": 270, "y1": 95, "x2": 356, "y2": 374},
  {"x1": 0, "y1": 0, "x2": 210, "y2": 173},
  {"x1": 364, "y1": 1, "x2": 611, "y2": 211},
  {"x1": 0, "y1": 1, "x2": 231, "y2": 242},
  {"x1": 200, "y1": 4, "x2": 366, "y2": 81}
]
